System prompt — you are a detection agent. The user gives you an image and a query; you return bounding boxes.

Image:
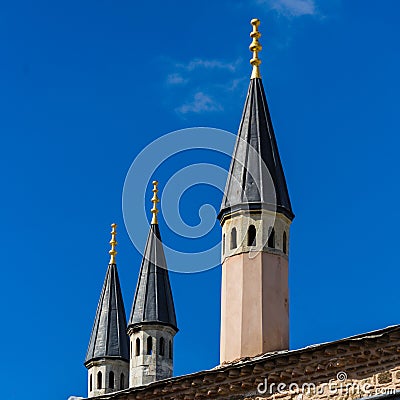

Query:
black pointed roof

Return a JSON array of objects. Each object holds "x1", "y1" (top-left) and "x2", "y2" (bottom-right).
[
  {"x1": 218, "y1": 77, "x2": 294, "y2": 221},
  {"x1": 85, "y1": 263, "x2": 129, "y2": 365},
  {"x1": 128, "y1": 223, "x2": 177, "y2": 331}
]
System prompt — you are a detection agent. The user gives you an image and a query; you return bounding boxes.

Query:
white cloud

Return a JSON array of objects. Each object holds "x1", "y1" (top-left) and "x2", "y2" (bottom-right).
[
  {"x1": 260, "y1": 0, "x2": 317, "y2": 17},
  {"x1": 223, "y1": 77, "x2": 248, "y2": 92},
  {"x1": 176, "y1": 92, "x2": 223, "y2": 114},
  {"x1": 166, "y1": 73, "x2": 188, "y2": 85},
  {"x1": 182, "y1": 59, "x2": 239, "y2": 72},
  {"x1": 165, "y1": 57, "x2": 244, "y2": 114}
]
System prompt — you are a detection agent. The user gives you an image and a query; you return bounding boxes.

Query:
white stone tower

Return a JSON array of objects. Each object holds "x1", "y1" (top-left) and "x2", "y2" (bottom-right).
[
  {"x1": 127, "y1": 181, "x2": 178, "y2": 387},
  {"x1": 218, "y1": 19, "x2": 294, "y2": 363},
  {"x1": 84, "y1": 224, "x2": 130, "y2": 397}
]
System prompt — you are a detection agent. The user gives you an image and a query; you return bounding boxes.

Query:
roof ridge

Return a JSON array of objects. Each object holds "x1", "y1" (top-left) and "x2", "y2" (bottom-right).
[{"x1": 93, "y1": 325, "x2": 400, "y2": 399}]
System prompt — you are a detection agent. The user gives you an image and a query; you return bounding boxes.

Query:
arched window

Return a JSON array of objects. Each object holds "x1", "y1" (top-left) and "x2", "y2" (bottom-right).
[
  {"x1": 169, "y1": 340, "x2": 172, "y2": 359},
  {"x1": 147, "y1": 336, "x2": 153, "y2": 355},
  {"x1": 268, "y1": 227, "x2": 275, "y2": 248},
  {"x1": 159, "y1": 337, "x2": 165, "y2": 357},
  {"x1": 222, "y1": 234, "x2": 225, "y2": 255},
  {"x1": 109, "y1": 371, "x2": 114, "y2": 389},
  {"x1": 247, "y1": 225, "x2": 256, "y2": 246},
  {"x1": 283, "y1": 231, "x2": 287, "y2": 254},
  {"x1": 97, "y1": 371, "x2": 102, "y2": 389},
  {"x1": 89, "y1": 374, "x2": 93, "y2": 392},
  {"x1": 120, "y1": 373, "x2": 125, "y2": 390},
  {"x1": 135, "y1": 337, "x2": 140, "y2": 356},
  {"x1": 230, "y1": 227, "x2": 237, "y2": 249}
]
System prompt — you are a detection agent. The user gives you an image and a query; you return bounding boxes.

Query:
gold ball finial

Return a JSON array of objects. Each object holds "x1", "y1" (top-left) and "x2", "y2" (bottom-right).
[
  {"x1": 151, "y1": 180, "x2": 159, "y2": 224},
  {"x1": 109, "y1": 223, "x2": 117, "y2": 264},
  {"x1": 249, "y1": 18, "x2": 262, "y2": 80}
]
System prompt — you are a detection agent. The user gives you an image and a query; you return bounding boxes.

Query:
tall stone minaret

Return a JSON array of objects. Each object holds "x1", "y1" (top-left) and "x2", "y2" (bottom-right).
[
  {"x1": 218, "y1": 19, "x2": 294, "y2": 363},
  {"x1": 84, "y1": 224, "x2": 130, "y2": 397},
  {"x1": 127, "y1": 181, "x2": 178, "y2": 387}
]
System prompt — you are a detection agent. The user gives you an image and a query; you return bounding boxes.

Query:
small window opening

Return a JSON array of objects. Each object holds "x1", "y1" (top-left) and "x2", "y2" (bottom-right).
[
  {"x1": 89, "y1": 374, "x2": 93, "y2": 392},
  {"x1": 120, "y1": 373, "x2": 125, "y2": 390},
  {"x1": 97, "y1": 371, "x2": 102, "y2": 389},
  {"x1": 230, "y1": 227, "x2": 237, "y2": 249},
  {"x1": 109, "y1": 371, "x2": 114, "y2": 389},
  {"x1": 147, "y1": 336, "x2": 153, "y2": 355},
  {"x1": 168, "y1": 340, "x2": 172, "y2": 359},
  {"x1": 247, "y1": 225, "x2": 256, "y2": 246},
  {"x1": 268, "y1": 227, "x2": 275, "y2": 248},
  {"x1": 222, "y1": 234, "x2": 225, "y2": 255},
  {"x1": 160, "y1": 337, "x2": 165, "y2": 356},
  {"x1": 283, "y1": 231, "x2": 287, "y2": 254},
  {"x1": 135, "y1": 338, "x2": 140, "y2": 356}
]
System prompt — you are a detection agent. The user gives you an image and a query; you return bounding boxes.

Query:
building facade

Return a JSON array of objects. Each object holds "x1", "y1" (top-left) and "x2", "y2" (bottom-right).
[
  {"x1": 82, "y1": 325, "x2": 400, "y2": 400},
  {"x1": 218, "y1": 18, "x2": 294, "y2": 364},
  {"x1": 127, "y1": 181, "x2": 178, "y2": 387},
  {"x1": 77, "y1": 18, "x2": 400, "y2": 400},
  {"x1": 84, "y1": 224, "x2": 130, "y2": 397},
  {"x1": 84, "y1": 183, "x2": 177, "y2": 397}
]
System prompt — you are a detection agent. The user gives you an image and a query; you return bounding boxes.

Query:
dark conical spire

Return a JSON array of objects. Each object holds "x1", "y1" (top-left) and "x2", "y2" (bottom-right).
[
  {"x1": 85, "y1": 263, "x2": 130, "y2": 364},
  {"x1": 85, "y1": 225, "x2": 129, "y2": 365},
  {"x1": 219, "y1": 19, "x2": 293, "y2": 222},
  {"x1": 128, "y1": 224, "x2": 177, "y2": 330},
  {"x1": 219, "y1": 78, "x2": 293, "y2": 221},
  {"x1": 129, "y1": 182, "x2": 177, "y2": 331}
]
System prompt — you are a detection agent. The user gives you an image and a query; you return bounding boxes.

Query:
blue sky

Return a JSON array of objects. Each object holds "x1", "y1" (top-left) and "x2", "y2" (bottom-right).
[{"x1": 1, "y1": 0, "x2": 400, "y2": 399}]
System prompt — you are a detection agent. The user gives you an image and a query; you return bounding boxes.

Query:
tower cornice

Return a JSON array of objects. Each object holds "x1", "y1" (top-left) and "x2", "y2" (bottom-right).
[{"x1": 218, "y1": 202, "x2": 294, "y2": 225}]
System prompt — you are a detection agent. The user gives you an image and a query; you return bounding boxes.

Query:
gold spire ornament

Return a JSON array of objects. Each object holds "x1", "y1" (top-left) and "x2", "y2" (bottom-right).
[
  {"x1": 109, "y1": 223, "x2": 117, "y2": 264},
  {"x1": 249, "y1": 18, "x2": 262, "y2": 79},
  {"x1": 151, "y1": 180, "x2": 159, "y2": 224}
]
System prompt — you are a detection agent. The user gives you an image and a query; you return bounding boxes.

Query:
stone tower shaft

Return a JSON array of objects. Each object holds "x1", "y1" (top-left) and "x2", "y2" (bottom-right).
[
  {"x1": 127, "y1": 181, "x2": 178, "y2": 387},
  {"x1": 218, "y1": 19, "x2": 294, "y2": 364}
]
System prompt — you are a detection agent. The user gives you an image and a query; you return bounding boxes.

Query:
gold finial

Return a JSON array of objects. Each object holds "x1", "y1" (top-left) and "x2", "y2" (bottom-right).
[
  {"x1": 151, "y1": 180, "x2": 159, "y2": 224},
  {"x1": 249, "y1": 18, "x2": 262, "y2": 80},
  {"x1": 109, "y1": 223, "x2": 117, "y2": 264}
]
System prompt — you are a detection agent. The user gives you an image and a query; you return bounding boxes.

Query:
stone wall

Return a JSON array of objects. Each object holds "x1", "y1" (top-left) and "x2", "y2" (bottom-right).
[
  {"x1": 246, "y1": 359, "x2": 400, "y2": 399},
  {"x1": 86, "y1": 359, "x2": 129, "y2": 398},
  {"x1": 90, "y1": 325, "x2": 400, "y2": 400},
  {"x1": 129, "y1": 324, "x2": 175, "y2": 387},
  {"x1": 221, "y1": 210, "x2": 291, "y2": 260}
]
